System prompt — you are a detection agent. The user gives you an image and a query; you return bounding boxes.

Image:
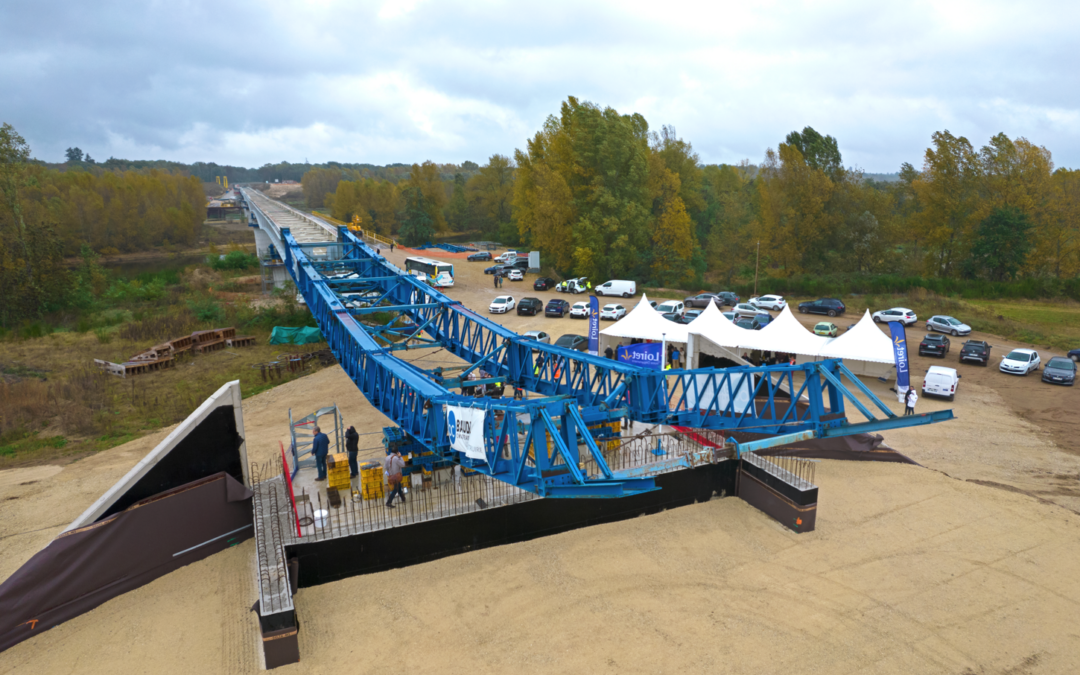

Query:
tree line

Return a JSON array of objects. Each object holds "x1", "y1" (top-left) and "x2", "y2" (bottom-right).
[
  {"x1": 298, "y1": 97, "x2": 1080, "y2": 290},
  {"x1": 1, "y1": 123, "x2": 206, "y2": 324}
]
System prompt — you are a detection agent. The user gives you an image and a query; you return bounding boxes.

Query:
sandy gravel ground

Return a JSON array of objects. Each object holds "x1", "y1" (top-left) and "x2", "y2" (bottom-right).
[{"x1": 3, "y1": 245, "x2": 1080, "y2": 673}]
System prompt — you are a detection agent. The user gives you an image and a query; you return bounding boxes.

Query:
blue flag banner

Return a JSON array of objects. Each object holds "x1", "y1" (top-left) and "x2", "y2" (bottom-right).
[
  {"x1": 617, "y1": 343, "x2": 663, "y2": 370},
  {"x1": 889, "y1": 321, "x2": 910, "y2": 390},
  {"x1": 587, "y1": 295, "x2": 600, "y2": 356}
]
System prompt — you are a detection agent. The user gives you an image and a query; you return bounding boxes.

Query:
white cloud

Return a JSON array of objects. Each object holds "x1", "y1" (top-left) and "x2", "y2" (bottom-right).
[{"x1": 2, "y1": 0, "x2": 1079, "y2": 170}]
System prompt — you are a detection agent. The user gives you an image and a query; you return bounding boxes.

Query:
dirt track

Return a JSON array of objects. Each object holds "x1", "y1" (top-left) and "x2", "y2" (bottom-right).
[{"x1": 2, "y1": 246, "x2": 1080, "y2": 673}]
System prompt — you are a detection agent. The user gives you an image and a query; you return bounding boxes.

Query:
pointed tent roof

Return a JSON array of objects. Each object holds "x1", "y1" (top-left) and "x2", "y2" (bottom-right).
[
  {"x1": 817, "y1": 309, "x2": 896, "y2": 363},
  {"x1": 600, "y1": 293, "x2": 689, "y2": 342},
  {"x1": 732, "y1": 305, "x2": 834, "y2": 355},
  {"x1": 686, "y1": 301, "x2": 744, "y2": 345}
]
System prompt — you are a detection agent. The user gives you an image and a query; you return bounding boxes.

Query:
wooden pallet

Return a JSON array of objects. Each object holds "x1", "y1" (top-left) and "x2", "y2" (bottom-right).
[{"x1": 227, "y1": 335, "x2": 256, "y2": 348}]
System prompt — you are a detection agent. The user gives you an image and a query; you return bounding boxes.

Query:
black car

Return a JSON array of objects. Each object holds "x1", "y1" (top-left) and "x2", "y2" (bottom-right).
[
  {"x1": 545, "y1": 298, "x2": 570, "y2": 317},
  {"x1": 484, "y1": 264, "x2": 518, "y2": 275},
  {"x1": 661, "y1": 312, "x2": 681, "y2": 322},
  {"x1": 734, "y1": 318, "x2": 756, "y2": 330},
  {"x1": 919, "y1": 334, "x2": 951, "y2": 357},
  {"x1": 1042, "y1": 356, "x2": 1076, "y2": 386},
  {"x1": 517, "y1": 297, "x2": 543, "y2": 316},
  {"x1": 534, "y1": 277, "x2": 556, "y2": 291},
  {"x1": 1068, "y1": 348, "x2": 1080, "y2": 362},
  {"x1": 554, "y1": 334, "x2": 587, "y2": 351},
  {"x1": 959, "y1": 340, "x2": 991, "y2": 366},
  {"x1": 797, "y1": 298, "x2": 846, "y2": 317},
  {"x1": 684, "y1": 293, "x2": 724, "y2": 309},
  {"x1": 467, "y1": 251, "x2": 492, "y2": 261},
  {"x1": 717, "y1": 291, "x2": 740, "y2": 306}
]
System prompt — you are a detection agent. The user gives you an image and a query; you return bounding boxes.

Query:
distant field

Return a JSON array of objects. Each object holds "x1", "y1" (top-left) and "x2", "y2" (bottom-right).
[{"x1": 967, "y1": 299, "x2": 1080, "y2": 347}]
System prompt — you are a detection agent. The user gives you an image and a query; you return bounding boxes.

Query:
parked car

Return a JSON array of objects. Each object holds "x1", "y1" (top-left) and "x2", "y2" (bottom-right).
[
  {"x1": 556, "y1": 277, "x2": 590, "y2": 293},
  {"x1": 554, "y1": 334, "x2": 588, "y2": 351},
  {"x1": 959, "y1": 340, "x2": 991, "y2": 366},
  {"x1": 1069, "y1": 348, "x2": 1080, "y2": 362},
  {"x1": 600, "y1": 304, "x2": 627, "y2": 320},
  {"x1": 488, "y1": 295, "x2": 515, "y2": 313},
  {"x1": 918, "y1": 334, "x2": 951, "y2": 357},
  {"x1": 534, "y1": 277, "x2": 556, "y2": 291},
  {"x1": 684, "y1": 309, "x2": 703, "y2": 321},
  {"x1": 722, "y1": 311, "x2": 736, "y2": 321},
  {"x1": 814, "y1": 322, "x2": 839, "y2": 337},
  {"x1": 494, "y1": 251, "x2": 519, "y2": 263},
  {"x1": 485, "y1": 263, "x2": 516, "y2": 275},
  {"x1": 1000, "y1": 348, "x2": 1041, "y2": 375},
  {"x1": 684, "y1": 293, "x2": 724, "y2": 309},
  {"x1": 798, "y1": 298, "x2": 846, "y2": 317},
  {"x1": 510, "y1": 258, "x2": 529, "y2": 271},
  {"x1": 753, "y1": 312, "x2": 773, "y2": 328},
  {"x1": 656, "y1": 300, "x2": 685, "y2": 316},
  {"x1": 750, "y1": 295, "x2": 786, "y2": 311},
  {"x1": 517, "y1": 297, "x2": 543, "y2": 316},
  {"x1": 661, "y1": 312, "x2": 681, "y2": 323},
  {"x1": 595, "y1": 280, "x2": 637, "y2": 297},
  {"x1": 507, "y1": 269, "x2": 524, "y2": 281},
  {"x1": 717, "y1": 291, "x2": 740, "y2": 306},
  {"x1": 521, "y1": 330, "x2": 551, "y2": 344},
  {"x1": 733, "y1": 303, "x2": 759, "y2": 320},
  {"x1": 734, "y1": 318, "x2": 756, "y2": 330},
  {"x1": 926, "y1": 315, "x2": 972, "y2": 336},
  {"x1": 923, "y1": 365, "x2": 960, "y2": 401},
  {"x1": 467, "y1": 251, "x2": 492, "y2": 262},
  {"x1": 1042, "y1": 356, "x2": 1076, "y2": 386},
  {"x1": 545, "y1": 298, "x2": 570, "y2": 317},
  {"x1": 872, "y1": 307, "x2": 918, "y2": 325},
  {"x1": 648, "y1": 300, "x2": 658, "y2": 309},
  {"x1": 569, "y1": 301, "x2": 590, "y2": 319}
]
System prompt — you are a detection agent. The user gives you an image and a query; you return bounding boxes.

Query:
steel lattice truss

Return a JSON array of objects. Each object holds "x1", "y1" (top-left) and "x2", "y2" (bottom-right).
[{"x1": 246, "y1": 191, "x2": 951, "y2": 498}]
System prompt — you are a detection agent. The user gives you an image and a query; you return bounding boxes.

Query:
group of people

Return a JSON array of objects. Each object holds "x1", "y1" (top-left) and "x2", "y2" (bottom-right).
[
  {"x1": 493, "y1": 271, "x2": 506, "y2": 288},
  {"x1": 311, "y1": 423, "x2": 408, "y2": 509}
]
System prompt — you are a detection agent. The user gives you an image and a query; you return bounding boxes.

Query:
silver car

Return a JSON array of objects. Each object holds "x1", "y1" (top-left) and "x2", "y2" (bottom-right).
[
  {"x1": 927, "y1": 315, "x2": 971, "y2": 336},
  {"x1": 522, "y1": 330, "x2": 551, "y2": 344}
]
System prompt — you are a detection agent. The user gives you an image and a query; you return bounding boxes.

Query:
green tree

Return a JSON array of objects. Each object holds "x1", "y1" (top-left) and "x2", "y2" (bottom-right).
[
  {"x1": 445, "y1": 173, "x2": 469, "y2": 231},
  {"x1": 784, "y1": 127, "x2": 842, "y2": 177},
  {"x1": 398, "y1": 186, "x2": 434, "y2": 246},
  {"x1": 65, "y1": 147, "x2": 83, "y2": 163},
  {"x1": 964, "y1": 206, "x2": 1032, "y2": 281},
  {"x1": 466, "y1": 154, "x2": 515, "y2": 235}
]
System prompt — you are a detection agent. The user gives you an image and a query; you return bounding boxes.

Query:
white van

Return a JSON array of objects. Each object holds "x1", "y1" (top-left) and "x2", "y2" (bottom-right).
[
  {"x1": 595, "y1": 280, "x2": 637, "y2": 298},
  {"x1": 655, "y1": 300, "x2": 685, "y2": 317},
  {"x1": 922, "y1": 365, "x2": 960, "y2": 401},
  {"x1": 495, "y1": 251, "x2": 519, "y2": 263}
]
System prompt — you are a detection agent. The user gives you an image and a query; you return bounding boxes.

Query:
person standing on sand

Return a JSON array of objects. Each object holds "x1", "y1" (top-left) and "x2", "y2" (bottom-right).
[
  {"x1": 904, "y1": 388, "x2": 918, "y2": 416},
  {"x1": 384, "y1": 449, "x2": 406, "y2": 508},
  {"x1": 312, "y1": 426, "x2": 330, "y2": 481},
  {"x1": 345, "y1": 425, "x2": 360, "y2": 478},
  {"x1": 390, "y1": 242, "x2": 395, "y2": 252}
]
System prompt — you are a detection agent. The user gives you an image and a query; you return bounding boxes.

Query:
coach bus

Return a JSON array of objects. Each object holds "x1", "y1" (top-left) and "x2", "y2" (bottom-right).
[{"x1": 404, "y1": 256, "x2": 455, "y2": 287}]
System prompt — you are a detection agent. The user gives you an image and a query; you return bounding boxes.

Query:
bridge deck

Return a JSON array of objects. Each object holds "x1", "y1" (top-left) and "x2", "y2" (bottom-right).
[{"x1": 252, "y1": 429, "x2": 725, "y2": 614}]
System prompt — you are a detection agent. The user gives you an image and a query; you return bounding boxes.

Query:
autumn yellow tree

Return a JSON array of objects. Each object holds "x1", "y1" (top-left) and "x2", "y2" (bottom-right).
[{"x1": 404, "y1": 161, "x2": 447, "y2": 231}]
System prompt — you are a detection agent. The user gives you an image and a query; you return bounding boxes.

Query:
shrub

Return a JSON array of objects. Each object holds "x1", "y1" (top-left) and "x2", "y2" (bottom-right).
[
  {"x1": 209, "y1": 251, "x2": 258, "y2": 271},
  {"x1": 187, "y1": 296, "x2": 225, "y2": 324}
]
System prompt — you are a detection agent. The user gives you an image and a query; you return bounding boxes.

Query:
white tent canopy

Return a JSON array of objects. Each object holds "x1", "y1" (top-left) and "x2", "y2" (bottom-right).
[
  {"x1": 818, "y1": 310, "x2": 896, "y2": 363},
  {"x1": 599, "y1": 293, "x2": 689, "y2": 343},
  {"x1": 729, "y1": 306, "x2": 833, "y2": 356}
]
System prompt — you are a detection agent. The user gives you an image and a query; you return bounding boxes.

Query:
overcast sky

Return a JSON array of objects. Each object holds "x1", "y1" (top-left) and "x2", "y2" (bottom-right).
[{"x1": 2, "y1": 0, "x2": 1078, "y2": 172}]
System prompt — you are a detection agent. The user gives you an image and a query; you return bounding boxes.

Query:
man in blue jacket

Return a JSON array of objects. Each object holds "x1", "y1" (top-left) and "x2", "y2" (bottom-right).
[{"x1": 312, "y1": 426, "x2": 330, "y2": 481}]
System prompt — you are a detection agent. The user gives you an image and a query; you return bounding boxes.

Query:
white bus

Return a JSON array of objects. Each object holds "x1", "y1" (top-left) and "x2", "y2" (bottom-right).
[{"x1": 404, "y1": 256, "x2": 455, "y2": 287}]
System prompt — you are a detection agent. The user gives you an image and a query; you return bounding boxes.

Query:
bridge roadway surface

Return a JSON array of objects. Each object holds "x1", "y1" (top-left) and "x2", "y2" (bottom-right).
[{"x1": 240, "y1": 188, "x2": 952, "y2": 501}]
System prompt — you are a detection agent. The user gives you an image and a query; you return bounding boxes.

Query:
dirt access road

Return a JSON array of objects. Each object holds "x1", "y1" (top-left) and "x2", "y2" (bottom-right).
[{"x1": 2, "y1": 244, "x2": 1080, "y2": 673}]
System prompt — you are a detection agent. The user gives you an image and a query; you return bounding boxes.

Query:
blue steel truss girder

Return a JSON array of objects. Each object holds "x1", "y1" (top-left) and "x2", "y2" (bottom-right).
[{"x1": 268, "y1": 212, "x2": 955, "y2": 497}]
